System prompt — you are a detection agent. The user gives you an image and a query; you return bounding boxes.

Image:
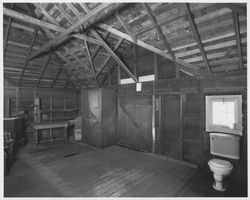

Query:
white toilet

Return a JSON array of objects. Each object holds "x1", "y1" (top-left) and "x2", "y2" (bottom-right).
[{"x1": 208, "y1": 133, "x2": 240, "y2": 191}]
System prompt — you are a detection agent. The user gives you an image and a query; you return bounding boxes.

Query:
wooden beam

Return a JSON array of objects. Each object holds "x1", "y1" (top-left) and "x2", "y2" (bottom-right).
[
  {"x1": 3, "y1": 7, "x2": 64, "y2": 32},
  {"x1": 100, "y1": 64, "x2": 116, "y2": 86},
  {"x1": 28, "y1": 3, "x2": 120, "y2": 61},
  {"x1": 31, "y1": 6, "x2": 89, "y2": 72},
  {"x1": 19, "y1": 25, "x2": 39, "y2": 85},
  {"x1": 34, "y1": 3, "x2": 59, "y2": 25},
  {"x1": 36, "y1": 50, "x2": 53, "y2": 87},
  {"x1": 117, "y1": 65, "x2": 121, "y2": 85},
  {"x1": 27, "y1": 4, "x2": 79, "y2": 90},
  {"x1": 153, "y1": 53, "x2": 158, "y2": 80},
  {"x1": 218, "y1": 3, "x2": 246, "y2": 16},
  {"x1": 79, "y1": 3, "x2": 90, "y2": 13},
  {"x1": 62, "y1": 69, "x2": 77, "y2": 90},
  {"x1": 98, "y1": 23, "x2": 207, "y2": 78},
  {"x1": 3, "y1": 4, "x2": 14, "y2": 58},
  {"x1": 90, "y1": 28, "x2": 138, "y2": 82},
  {"x1": 115, "y1": 12, "x2": 137, "y2": 42},
  {"x1": 142, "y1": 3, "x2": 175, "y2": 60},
  {"x1": 38, "y1": 27, "x2": 79, "y2": 90},
  {"x1": 63, "y1": 46, "x2": 87, "y2": 70},
  {"x1": 91, "y1": 31, "x2": 110, "y2": 61},
  {"x1": 50, "y1": 66, "x2": 63, "y2": 88},
  {"x1": 96, "y1": 38, "x2": 123, "y2": 78},
  {"x1": 84, "y1": 40, "x2": 99, "y2": 88},
  {"x1": 71, "y1": 33, "x2": 103, "y2": 45},
  {"x1": 233, "y1": 11, "x2": 244, "y2": 71},
  {"x1": 185, "y1": 3, "x2": 212, "y2": 73}
]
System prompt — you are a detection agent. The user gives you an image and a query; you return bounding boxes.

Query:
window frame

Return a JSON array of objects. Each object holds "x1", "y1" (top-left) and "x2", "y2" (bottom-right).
[{"x1": 205, "y1": 95, "x2": 243, "y2": 136}]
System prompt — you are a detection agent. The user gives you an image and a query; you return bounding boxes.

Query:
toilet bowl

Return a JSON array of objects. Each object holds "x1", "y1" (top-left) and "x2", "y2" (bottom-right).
[{"x1": 208, "y1": 158, "x2": 233, "y2": 191}]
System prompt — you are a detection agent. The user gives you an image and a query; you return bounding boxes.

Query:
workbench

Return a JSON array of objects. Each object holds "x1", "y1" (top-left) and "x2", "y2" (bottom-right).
[{"x1": 34, "y1": 121, "x2": 71, "y2": 145}]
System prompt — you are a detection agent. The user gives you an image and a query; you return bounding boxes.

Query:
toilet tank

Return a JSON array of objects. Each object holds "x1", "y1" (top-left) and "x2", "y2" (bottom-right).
[{"x1": 210, "y1": 133, "x2": 240, "y2": 159}]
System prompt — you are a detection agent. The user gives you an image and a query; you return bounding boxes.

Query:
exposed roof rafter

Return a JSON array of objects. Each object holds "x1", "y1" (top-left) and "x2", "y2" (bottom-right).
[
  {"x1": 98, "y1": 23, "x2": 207, "y2": 78},
  {"x1": 96, "y1": 38, "x2": 123, "y2": 78},
  {"x1": 115, "y1": 12, "x2": 137, "y2": 43},
  {"x1": 232, "y1": 11, "x2": 244, "y2": 71},
  {"x1": 27, "y1": 3, "x2": 123, "y2": 60},
  {"x1": 3, "y1": 4, "x2": 14, "y2": 58},
  {"x1": 185, "y1": 3, "x2": 212, "y2": 74},
  {"x1": 218, "y1": 3, "x2": 246, "y2": 16},
  {"x1": 50, "y1": 66, "x2": 63, "y2": 88},
  {"x1": 36, "y1": 50, "x2": 53, "y2": 87},
  {"x1": 84, "y1": 40, "x2": 100, "y2": 88},
  {"x1": 19, "y1": 25, "x2": 39, "y2": 85},
  {"x1": 142, "y1": 3, "x2": 175, "y2": 60},
  {"x1": 90, "y1": 28, "x2": 138, "y2": 82}
]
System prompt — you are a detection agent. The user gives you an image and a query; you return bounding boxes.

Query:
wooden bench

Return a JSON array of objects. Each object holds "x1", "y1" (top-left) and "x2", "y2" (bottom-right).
[{"x1": 34, "y1": 122, "x2": 71, "y2": 145}]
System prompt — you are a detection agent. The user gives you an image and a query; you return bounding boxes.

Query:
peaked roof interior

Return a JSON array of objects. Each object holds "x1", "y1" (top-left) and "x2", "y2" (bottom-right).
[{"x1": 3, "y1": 3, "x2": 247, "y2": 90}]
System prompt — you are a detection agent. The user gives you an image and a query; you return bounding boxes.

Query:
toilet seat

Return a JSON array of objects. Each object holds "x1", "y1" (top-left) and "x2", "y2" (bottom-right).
[{"x1": 208, "y1": 159, "x2": 233, "y2": 169}]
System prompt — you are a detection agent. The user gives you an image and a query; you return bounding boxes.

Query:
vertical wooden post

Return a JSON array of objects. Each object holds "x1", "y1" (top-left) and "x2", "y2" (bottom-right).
[
  {"x1": 49, "y1": 89, "x2": 53, "y2": 141},
  {"x1": 16, "y1": 87, "x2": 20, "y2": 115},
  {"x1": 153, "y1": 53, "x2": 158, "y2": 80},
  {"x1": 7, "y1": 97, "x2": 11, "y2": 117},
  {"x1": 152, "y1": 52, "x2": 158, "y2": 153},
  {"x1": 180, "y1": 94, "x2": 184, "y2": 160},
  {"x1": 117, "y1": 65, "x2": 121, "y2": 85},
  {"x1": 63, "y1": 89, "x2": 66, "y2": 121},
  {"x1": 152, "y1": 95, "x2": 156, "y2": 153},
  {"x1": 158, "y1": 95, "x2": 162, "y2": 153}
]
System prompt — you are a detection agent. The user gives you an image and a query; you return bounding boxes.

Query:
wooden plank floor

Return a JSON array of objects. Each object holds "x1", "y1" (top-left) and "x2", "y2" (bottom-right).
[{"x1": 4, "y1": 141, "x2": 197, "y2": 197}]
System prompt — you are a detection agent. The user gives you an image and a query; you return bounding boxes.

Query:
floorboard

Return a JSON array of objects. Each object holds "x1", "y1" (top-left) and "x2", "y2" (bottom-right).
[{"x1": 4, "y1": 141, "x2": 197, "y2": 197}]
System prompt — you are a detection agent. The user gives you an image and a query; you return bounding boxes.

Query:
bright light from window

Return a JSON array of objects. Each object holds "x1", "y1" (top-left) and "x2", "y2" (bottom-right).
[
  {"x1": 206, "y1": 95, "x2": 242, "y2": 135},
  {"x1": 120, "y1": 74, "x2": 155, "y2": 85},
  {"x1": 139, "y1": 74, "x2": 155, "y2": 82},
  {"x1": 120, "y1": 78, "x2": 135, "y2": 84},
  {"x1": 212, "y1": 101, "x2": 235, "y2": 129}
]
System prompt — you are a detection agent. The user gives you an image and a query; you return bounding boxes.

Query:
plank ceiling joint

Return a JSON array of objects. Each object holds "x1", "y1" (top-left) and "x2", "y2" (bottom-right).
[
  {"x1": 3, "y1": 4, "x2": 14, "y2": 58},
  {"x1": 98, "y1": 23, "x2": 207, "y2": 78},
  {"x1": 232, "y1": 11, "x2": 244, "y2": 71},
  {"x1": 84, "y1": 40, "x2": 100, "y2": 88},
  {"x1": 26, "y1": 3, "x2": 121, "y2": 60},
  {"x1": 36, "y1": 50, "x2": 54, "y2": 88},
  {"x1": 115, "y1": 11, "x2": 137, "y2": 43},
  {"x1": 219, "y1": 3, "x2": 246, "y2": 16},
  {"x1": 142, "y1": 3, "x2": 175, "y2": 60},
  {"x1": 90, "y1": 28, "x2": 138, "y2": 82},
  {"x1": 19, "y1": 25, "x2": 39, "y2": 85},
  {"x1": 185, "y1": 3, "x2": 212, "y2": 74}
]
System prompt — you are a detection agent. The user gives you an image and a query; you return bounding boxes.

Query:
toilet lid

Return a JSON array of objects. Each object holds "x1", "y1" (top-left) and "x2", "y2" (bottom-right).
[{"x1": 209, "y1": 159, "x2": 233, "y2": 168}]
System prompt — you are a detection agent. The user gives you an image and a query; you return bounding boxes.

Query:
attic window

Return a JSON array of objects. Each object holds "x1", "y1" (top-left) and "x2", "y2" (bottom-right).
[
  {"x1": 120, "y1": 74, "x2": 155, "y2": 85},
  {"x1": 206, "y1": 95, "x2": 243, "y2": 135}
]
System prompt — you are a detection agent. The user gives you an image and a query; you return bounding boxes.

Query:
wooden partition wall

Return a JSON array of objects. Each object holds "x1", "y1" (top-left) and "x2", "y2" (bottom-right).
[{"x1": 117, "y1": 75, "x2": 247, "y2": 182}]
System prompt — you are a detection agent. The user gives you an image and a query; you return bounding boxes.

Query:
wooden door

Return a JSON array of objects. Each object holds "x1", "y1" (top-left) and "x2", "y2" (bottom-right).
[{"x1": 117, "y1": 95, "x2": 152, "y2": 151}]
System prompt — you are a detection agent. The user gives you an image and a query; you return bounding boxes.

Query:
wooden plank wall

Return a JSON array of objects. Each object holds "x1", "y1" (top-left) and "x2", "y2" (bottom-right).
[
  {"x1": 117, "y1": 75, "x2": 247, "y2": 182},
  {"x1": 117, "y1": 94, "x2": 153, "y2": 151},
  {"x1": 4, "y1": 86, "x2": 79, "y2": 143},
  {"x1": 161, "y1": 94, "x2": 181, "y2": 159}
]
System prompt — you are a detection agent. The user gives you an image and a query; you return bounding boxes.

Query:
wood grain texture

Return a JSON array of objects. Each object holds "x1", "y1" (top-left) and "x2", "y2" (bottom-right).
[{"x1": 4, "y1": 143, "x2": 197, "y2": 197}]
